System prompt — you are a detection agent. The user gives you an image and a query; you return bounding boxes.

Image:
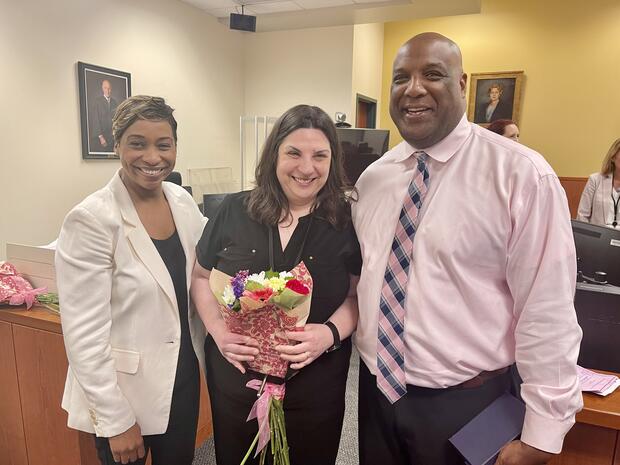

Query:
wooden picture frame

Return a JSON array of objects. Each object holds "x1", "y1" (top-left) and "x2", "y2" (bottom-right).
[
  {"x1": 467, "y1": 71, "x2": 524, "y2": 127},
  {"x1": 77, "y1": 62, "x2": 131, "y2": 159}
]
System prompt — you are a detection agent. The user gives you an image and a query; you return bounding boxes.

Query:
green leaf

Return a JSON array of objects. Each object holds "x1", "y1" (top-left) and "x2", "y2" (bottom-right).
[
  {"x1": 270, "y1": 288, "x2": 309, "y2": 310},
  {"x1": 245, "y1": 280, "x2": 265, "y2": 291},
  {"x1": 265, "y1": 269, "x2": 279, "y2": 279}
]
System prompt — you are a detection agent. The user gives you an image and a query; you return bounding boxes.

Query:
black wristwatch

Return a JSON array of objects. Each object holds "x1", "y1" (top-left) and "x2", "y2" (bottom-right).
[{"x1": 324, "y1": 321, "x2": 341, "y2": 353}]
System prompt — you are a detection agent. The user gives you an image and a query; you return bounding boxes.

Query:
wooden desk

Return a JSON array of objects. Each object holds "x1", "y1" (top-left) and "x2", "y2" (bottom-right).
[
  {"x1": 0, "y1": 306, "x2": 212, "y2": 465},
  {"x1": 549, "y1": 374, "x2": 620, "y2": 465}
]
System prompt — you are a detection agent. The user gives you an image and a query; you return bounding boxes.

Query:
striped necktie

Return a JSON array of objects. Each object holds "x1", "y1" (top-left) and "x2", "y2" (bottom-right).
[{"x1": 377, "y1": 151, "x2": 429, "y2": 403}]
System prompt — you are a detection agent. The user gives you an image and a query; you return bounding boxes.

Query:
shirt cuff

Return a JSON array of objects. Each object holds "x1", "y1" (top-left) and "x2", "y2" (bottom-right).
[{"x1": 520, "y1": 406, "x2": 576, "y2": 454}]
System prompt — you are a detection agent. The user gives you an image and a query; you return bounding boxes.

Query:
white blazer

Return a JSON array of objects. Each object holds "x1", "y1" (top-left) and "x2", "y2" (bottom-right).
[
  {"x1": 55, "y1": 171, "x2": 207, "y2": 437},
  {"x1": 576, "y1": 172, "x2": 614, "y2": 226}
]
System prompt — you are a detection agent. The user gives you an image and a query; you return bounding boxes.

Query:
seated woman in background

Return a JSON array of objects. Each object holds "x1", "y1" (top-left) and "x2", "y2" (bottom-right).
[
  {"x1": 56, "y1": 96, "x2": 206, "y2": 465},
  {"x1": 191, "y1": 104, "x2": 361, "y2": 465},
  {"x1": 577, "y1": 138, "x2": 620, "y2": 228},
  {"x1": 487, "y1": 118, "x2": 520, "y2": 142}
]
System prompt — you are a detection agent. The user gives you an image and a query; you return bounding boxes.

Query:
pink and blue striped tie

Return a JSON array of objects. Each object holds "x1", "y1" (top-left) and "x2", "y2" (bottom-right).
[{"x1": 377, "y1": 151, "x2": 429, "y2": 403}]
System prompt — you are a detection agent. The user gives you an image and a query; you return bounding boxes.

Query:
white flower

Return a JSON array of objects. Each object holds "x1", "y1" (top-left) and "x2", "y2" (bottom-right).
[
  {"x1": 222, "y1": 285, "x2": 236, "y2": 307},
  {"x1": 247, "y1": 271, "x2": 266, "y2": 285},
  {"x1": 279, "y1": 271, "x2": 293, "y2": 280}
]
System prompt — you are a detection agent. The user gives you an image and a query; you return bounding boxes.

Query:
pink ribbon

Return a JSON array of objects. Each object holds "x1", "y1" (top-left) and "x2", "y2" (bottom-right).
[
  {"x1": 245, "y1": 379, "x2": 286, "y2": 456},
  {"x1": 9, "y1": 287, "x2": 47, "y2": 309}
]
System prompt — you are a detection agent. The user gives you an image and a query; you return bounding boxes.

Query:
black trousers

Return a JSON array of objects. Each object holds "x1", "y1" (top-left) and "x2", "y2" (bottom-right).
[
  {"x1": 93, "y1": 370, "x2": 200, "y2": 465},
  {"x1": 359, "y1": 360, "x2": 512, "y2": 465},
  {"x1": 205, "y1": 336, "x2": 351, "y2": 465}
]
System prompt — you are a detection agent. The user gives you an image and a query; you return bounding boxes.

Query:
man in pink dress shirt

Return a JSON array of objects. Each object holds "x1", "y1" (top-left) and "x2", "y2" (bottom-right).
[{"x1": 352, "y1": 32, "x2": 582, "y2": 465}]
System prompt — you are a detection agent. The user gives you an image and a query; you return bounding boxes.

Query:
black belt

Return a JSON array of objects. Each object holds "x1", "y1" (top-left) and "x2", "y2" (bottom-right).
[{"x1": 453, "y1": 367, "x2": 510, "y2": 390}]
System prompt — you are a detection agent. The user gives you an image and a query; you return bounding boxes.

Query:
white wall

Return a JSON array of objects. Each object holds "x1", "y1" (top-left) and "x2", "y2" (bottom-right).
[
  {"x1": 243, "y1": 25, "x2": 355, "y2": 121},
  {"x1": 351, "y1": 23, "x2": 385, "y2": 127},
  {"x1": 0, "y1": 0, "x2": 244, "y2": 260}
]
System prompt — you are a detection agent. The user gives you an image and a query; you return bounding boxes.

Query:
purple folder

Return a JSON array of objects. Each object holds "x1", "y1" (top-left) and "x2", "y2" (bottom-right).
[{"x1": 449, "y1": 393, "x2": 525, "y2": 465}]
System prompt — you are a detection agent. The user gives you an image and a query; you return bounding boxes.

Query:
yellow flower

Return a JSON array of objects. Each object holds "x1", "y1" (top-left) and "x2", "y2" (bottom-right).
[{"x1": 266, "y1": 277, "x2": 286, "y2": 292}]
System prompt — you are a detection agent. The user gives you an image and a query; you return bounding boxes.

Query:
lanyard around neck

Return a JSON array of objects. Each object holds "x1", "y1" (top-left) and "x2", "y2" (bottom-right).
[
  {"x1": 268, "y1": 214, "x2": 314, "y2": 271},
  {"x1": 612, "y1": 174, "x2": 619, "y2": 227}
]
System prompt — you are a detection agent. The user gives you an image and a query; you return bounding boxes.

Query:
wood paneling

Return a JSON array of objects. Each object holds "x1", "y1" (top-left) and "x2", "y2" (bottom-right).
[
  {"x1": 549, "y1": 423, "x2": 617, "y2": 465},
  {"x1": 0, "y1": 306, "x2": 212, "y2": 465},
  {"x1": 614, "y1": 433, "x2": 620, "y2": 465},
  {"x1": 0, "y1": 307, "x2": 62, "y2": 334},
  {"x1": 0, "y1": 321, "x2": 28, "y2": 465},
  {"x1": 13, "y1": 325, "x2": 85, "y2": 465},
  {"x1": 559, "y1": 176, "x2": 588, "y2": 219},
  {"x1": 196, "y1": 371, "x2": 213, "y2": 447}
]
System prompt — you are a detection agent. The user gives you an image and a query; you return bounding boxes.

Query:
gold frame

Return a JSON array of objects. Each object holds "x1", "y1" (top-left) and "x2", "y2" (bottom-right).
[{"x1": 467, "y1": 71, "x2": 524, "y2": 128}]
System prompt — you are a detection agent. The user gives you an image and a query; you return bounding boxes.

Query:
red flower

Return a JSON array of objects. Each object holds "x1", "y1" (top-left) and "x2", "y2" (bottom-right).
[
  {"x1": 244, "y1": 287, "x2": 274, "y2": 301},
  {"x1": 285, "y1": 279, "x2": 309, "y2": 295}
]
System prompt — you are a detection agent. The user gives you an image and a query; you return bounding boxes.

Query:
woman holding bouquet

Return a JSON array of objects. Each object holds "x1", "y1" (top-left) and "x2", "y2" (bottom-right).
[
  {"x1": 191, "y1": 104, "x2": 362, "y2": 465},
  {"x1": 56, "y1": 96, "x2": 206, "y2": 465}
]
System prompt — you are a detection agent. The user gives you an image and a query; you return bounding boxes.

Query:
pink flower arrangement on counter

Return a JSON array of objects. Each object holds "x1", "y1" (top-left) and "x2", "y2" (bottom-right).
[{"x1": 0, "y1": 262, "x2": 47, "y2": 309}]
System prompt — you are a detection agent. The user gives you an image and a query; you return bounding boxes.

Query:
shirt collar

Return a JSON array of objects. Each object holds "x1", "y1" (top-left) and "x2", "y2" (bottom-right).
[{"x1": 393, "y1": 113, "x2": 472, "y2": 164}]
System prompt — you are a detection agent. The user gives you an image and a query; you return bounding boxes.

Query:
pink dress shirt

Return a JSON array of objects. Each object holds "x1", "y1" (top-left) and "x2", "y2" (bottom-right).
[{"x1": 352, "y1": 114, "x2": 583, "y2": 454}]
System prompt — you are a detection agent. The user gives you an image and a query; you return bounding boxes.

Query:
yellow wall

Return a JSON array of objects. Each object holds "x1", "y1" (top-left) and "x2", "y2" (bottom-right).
[
  {"x1": 380, "y1": 0, "x2": 620, "y2": 177},
  {"x1": 352, "y1": 23, "x2": 385, "y2": 127}
]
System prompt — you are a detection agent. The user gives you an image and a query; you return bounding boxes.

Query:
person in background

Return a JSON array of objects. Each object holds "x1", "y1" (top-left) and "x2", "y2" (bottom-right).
[
  {"x1": 56, "y1": 96, "x2": 206, "y2": 465},
  {"x1": 577, "y1": 138, "x2": 620, "y2": 228},
  {"x1": 191, "y1": 104, "x2": 361, "y2": 465},
  {"x1": 92, "y1": 79, "x2": 119, "y2": 151},
  {"x1": 487, "y1": 118, "x2": 520, "y2": 142},
  {"x1": 353, "y1": 32, "x2": 582, "y2": 465}
]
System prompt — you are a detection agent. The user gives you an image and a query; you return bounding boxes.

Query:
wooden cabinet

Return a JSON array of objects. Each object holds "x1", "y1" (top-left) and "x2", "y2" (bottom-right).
[
  {"x1": 549, "y1": 423, "x2": 617, "y2": 465},
  {"x1": 0, "y1": 321, "x2": 28, "y2": 465},
  {"x1": 0, "y1": 306, "x2": 212, "y2": 465}
]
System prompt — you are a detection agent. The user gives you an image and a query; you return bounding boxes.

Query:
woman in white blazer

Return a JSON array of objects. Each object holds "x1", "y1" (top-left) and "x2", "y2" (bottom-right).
[
  {"x1": 577, "y1": 138, "x2": 620, "y2": 229},
  {"x1": 55, "y1": 96, "x2": 206, "y2": 465}
]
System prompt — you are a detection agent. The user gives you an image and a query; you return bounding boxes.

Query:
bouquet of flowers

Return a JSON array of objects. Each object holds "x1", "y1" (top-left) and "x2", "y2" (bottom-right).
[
  {"x1": 0, "y1": 261, "x2": 48, "y2": 309},
  {"x1": 209, "y1": 261, "x2": 313, "y2": 465}
]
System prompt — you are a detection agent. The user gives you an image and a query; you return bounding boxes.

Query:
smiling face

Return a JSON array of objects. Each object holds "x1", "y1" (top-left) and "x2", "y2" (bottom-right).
[
  {"x1": 275, "y1": 128, "x2": 332, "y2": 210},
  {"x1": 117, "y1": 119, "x2": 176, "y2": 197},
  {"x1": 389, "y1": 33, "x2": 467, "y2": 149}
]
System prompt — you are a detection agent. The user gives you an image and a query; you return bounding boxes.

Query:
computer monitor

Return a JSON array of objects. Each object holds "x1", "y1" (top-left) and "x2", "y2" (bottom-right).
[
  {"x1": 574, "y1": 282, "x2": 620, "y2": 372},
  {"x1": 336, "y1": 128, "x2": 389, "y2": 184},
  {"x1": 571, "y1": 220, "x2": 620, "y2": 286},
  {"x1": 202, "y1": 193, "x2": 229, "y2": 219}
]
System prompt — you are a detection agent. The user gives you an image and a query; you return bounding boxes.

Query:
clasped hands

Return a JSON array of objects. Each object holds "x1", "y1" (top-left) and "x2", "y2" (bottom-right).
[{"x1": 211, "y1": 321, "x2": 333, "y2": 373}]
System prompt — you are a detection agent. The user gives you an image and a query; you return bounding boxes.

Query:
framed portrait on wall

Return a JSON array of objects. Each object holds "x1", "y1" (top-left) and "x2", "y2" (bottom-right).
[
  {"x1": 77, "y1": 62, "x2": 131, "y2": 159},
  {"x1": 467, "y1": 71, "x2": 524, "y2": 127}
]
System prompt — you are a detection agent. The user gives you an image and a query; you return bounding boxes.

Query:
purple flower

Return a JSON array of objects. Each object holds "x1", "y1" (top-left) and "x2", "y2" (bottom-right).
[{"x1": 231, "y1": 270, "x2": 249, "y2": 299}]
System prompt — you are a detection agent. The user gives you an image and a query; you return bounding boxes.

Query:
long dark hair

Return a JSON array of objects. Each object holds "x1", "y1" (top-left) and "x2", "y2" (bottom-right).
[{"x1": 246, "y1": 104, "x2": 354, "y2": 229}]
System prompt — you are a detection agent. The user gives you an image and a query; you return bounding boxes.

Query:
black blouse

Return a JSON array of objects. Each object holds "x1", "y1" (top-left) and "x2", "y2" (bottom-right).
[
  {"x1": 196, "y1": 191, "x2": 362, "y2": 324},
  {"x1": 152, "y1": 230, "x2": 198, "y2": 387}
]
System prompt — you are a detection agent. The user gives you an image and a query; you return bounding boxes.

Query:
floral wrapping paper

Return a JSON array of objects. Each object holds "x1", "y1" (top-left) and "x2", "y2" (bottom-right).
[
  {"x1": 0, "y1": 262, "x2": 47, "y2": 309},
  {"x1": 209, "y1": 261, "x2": 313, "y2": 379}
]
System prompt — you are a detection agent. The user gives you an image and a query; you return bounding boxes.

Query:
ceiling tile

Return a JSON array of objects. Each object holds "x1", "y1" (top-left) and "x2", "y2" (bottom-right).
[
  {"x1": 294, "y1": 0, "x2": 353, "y2": 9},
  {"x1": 205, "y1": 6, "x2": 256, "y2": 17},
  {"x1": 186, "y1": 0, "x2": 237, "y2": 8},
  {"x1": 353, "y1": 0, "x2": 404, "y2": 3},
  {"x1": 248, "y1": 1, "x2": 303, "y2": 14}
]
